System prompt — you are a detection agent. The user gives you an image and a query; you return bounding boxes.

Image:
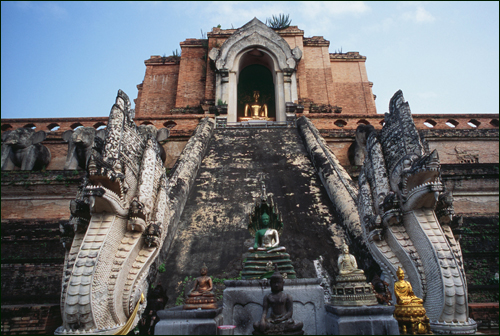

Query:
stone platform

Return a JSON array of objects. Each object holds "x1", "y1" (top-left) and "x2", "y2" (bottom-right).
[
  {"x1": 154, "y1": 306, "x2": 223, "y2": 335},
  {"x1": 223, "y1": 278, "x2": 325, "y2": 335},
  {"x1": 325, "y1": 304, "x2": 399, "y2": 335}
]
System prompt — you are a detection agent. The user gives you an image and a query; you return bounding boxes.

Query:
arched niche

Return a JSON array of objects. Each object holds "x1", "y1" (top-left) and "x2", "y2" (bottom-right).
[{"x1": 210, "y1": 18, "x2": 301, "y2": 122}]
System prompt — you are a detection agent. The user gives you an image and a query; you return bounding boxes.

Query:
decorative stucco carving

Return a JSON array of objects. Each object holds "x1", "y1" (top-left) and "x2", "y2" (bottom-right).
[
  {"x1": 56, "y1": 90, "x2": 172, "y2": 335},
  {"x1": 56, "y1": 90, "x2": 215, "y2": 335},
  {"x1": 213, "y1": 18, "x2": 299, "y2": 72},
  {"x1": 358, "y1": 90, "x2": 476, "y2": 334}
]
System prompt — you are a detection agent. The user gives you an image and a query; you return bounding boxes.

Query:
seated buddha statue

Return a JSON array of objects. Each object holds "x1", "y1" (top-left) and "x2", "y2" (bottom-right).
[
  {"x1": 253, "y1": 266, "x2": 303, "y2": 335},
  {"x1": 251, "y1": 213, "x2": 280, "y2": 252},
  {"x1": 338, "y1": 244, "x2": 364, "y2": 275},
  {"x1": 244, "y1": 91, "x2": 268, "y2": 119},
  {"x1": 393, "y1": 267, "x2": 430, "y2": 335},
  {"x1": 394, "y1": 266, "x2": 423, "y2": 305},
  {"x1": 183, "y1": 264, "x2": 217, "y2": 310},
  {"x1": 242, "y1": 211, "x2": 296, "y2": 279}
]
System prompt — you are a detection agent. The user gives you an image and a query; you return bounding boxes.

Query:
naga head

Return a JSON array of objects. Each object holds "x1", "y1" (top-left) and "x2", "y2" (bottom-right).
[
  {"x1": 390, "y1": 150, "x2": 443, "y2": 212},
  {"x1": 56, "y1": 91, "x2": 170, "y2": 335},
  {"x1": 381, "y1": 90, "x2": 444, "y2": 212}
]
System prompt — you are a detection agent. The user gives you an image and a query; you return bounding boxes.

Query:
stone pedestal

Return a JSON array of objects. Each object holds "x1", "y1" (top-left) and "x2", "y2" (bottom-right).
[
  {"x1": 223, "y1": 278, "x2": 325, "y2": 335},
  {"x1": 325, "y1": 304, "x2": 399, "y2": 335},
  {"x1": 241, "y1": 247, "x2": 296, "y2": 279},
  {"x1": 331, "y1": 273, "x2": 378, "y2": 306},
  {"x1": 155, "y1": 306, "x2": 223, "y2": 335}
]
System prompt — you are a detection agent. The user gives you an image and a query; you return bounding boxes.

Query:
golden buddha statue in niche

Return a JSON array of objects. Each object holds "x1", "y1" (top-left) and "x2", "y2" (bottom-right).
[
  {"x1": 394, "y1": 266, "x2": 423, "y2": 305},
  {"x1": 244, "y1": 90, "x2": 268, "y2": 119},
  {"x1": 393, "y1": 266, "x2": 431, "y2": 335}
]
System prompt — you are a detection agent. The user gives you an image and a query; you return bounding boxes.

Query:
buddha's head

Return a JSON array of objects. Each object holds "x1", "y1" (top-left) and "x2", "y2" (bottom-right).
[
  {"x1": 397, "y1": 266, "x2": 405, "y2": 280},
  {"x1": 270, "y1": 265, "x2": 284, "y2": 293},
  {"x1": 261, "y1": 212, "x2": 270, "y2": 228},
  {"x1": 253, "y1": 91, "x2": 260, "y2": 102},
  {"x1": 342, "y1": 244, "x2": 349, "y2": 254},
  {"x1": 201, "y1": 263, "x2": 208, "y2": 276}
]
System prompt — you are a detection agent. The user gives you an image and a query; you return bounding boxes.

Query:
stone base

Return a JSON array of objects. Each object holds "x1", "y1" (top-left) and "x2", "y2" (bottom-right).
[
  {"x1": 429, "y1": 318, "x2": 477, "y2": 335},
  {"x1": 155, "y1": 306, "x2": 223, "y2": 335},
  {"x1": 183, "y1": 294, "x2": 217, "y2": 310},
  {"x1": 241, "y1": 248, "x2": 296, "y2": 279},
  {"x1": 222, "y1": 278, "x2": 325, "y2": 335},
  {"x1": 394, "y1": 304, "x2": 431, "y2": 334},
  {"x1": 331, "y1": 274, "x2": 378, "y2": 306},
  {"x1": 325, "y1": 304, "x2": 399, "y2": 335}
]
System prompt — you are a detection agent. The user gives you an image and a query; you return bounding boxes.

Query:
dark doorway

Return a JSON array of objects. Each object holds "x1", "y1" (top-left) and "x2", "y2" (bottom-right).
[{"x1": 237, "y1": 64, "x2": 275, "y2": 119}]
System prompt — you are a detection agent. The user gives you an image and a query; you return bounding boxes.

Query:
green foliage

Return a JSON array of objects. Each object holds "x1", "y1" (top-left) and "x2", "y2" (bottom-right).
[
  {"x1": 217, "y1": 99, "x2": 227, "y2": 106},
  {"x1": 72, "y1": 169, "x2": 80, "y2": 176},
  {"x1": 171, "y1": 49, "x2": 181, "y2": 58},
  {"x1": 175, "y1": 275, "x2": 194, "y2": 306},
  {"x1": 55, "y1": 174, "x2": 64, "y2": 181},
  {"x1": 265, "y1": 14, "x2": 291, "y2": 29},
  {"x1": 217, "y1": 24, "x2": 221, "y2": 28},
  {"x1": 259, "y1": 271, "x2": 274, "y2": 279},
  {"x1": 158, "y1": 263, "x2": 166, "y2": 273}
]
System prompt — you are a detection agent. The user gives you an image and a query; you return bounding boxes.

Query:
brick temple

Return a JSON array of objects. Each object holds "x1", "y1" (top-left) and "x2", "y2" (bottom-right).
[{"x1": 1, "y1": 18, "x2": 498, "y2": 334}]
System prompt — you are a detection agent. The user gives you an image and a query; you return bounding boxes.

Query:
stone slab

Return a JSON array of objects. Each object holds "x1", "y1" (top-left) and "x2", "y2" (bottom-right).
[
  {"x1": 325, "y1": 304, "x2": 399, "y2": 335},
  {"x1": 223, "y1": 278, "x2": 325, "y2": 335},
  {"x1": 155, "y1": 306, "x2": 223, "y2": 335}
]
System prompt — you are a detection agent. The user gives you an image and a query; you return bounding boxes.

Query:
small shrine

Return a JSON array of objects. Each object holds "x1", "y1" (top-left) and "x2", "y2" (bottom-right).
[
  {"x1": 183, "y1": 264, "x2": 218, "y2": 310},
  {"x1": 330, "y1": 244, "x2": 377, "y2": 306},
  {"x1": 241, "y1": 183, "x2": 296, "y2": 279},
  {"x1": 393, "y1": 267, "x2": 432, "y2": 335}
]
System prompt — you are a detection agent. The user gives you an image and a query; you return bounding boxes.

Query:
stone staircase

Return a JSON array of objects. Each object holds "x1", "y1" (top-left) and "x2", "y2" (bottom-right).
[{"x1": 160, "y1": 127, "x2": 351, "y2": 302}]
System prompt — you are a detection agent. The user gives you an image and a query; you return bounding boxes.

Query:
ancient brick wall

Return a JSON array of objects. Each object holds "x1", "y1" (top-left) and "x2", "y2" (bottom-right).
[
  {"x1": 1, "y1": 171, "x2": 82, "y2": 220},
  {"x1": 458, "y1": 215, "x2": 499, "y2": 308},
  {"x1": 330, "y1": 53, "x2": 377, "y2": 115},
  {"x1": 1, "y1": 304, "x2": 62, "y2": 335},
  {"x1": 302, "y1": 38, "x2": 334, "y2": 106},
  {"x1": 175, "y1": 40, "x2": 208, "y2": 108},
  {"x1": 134, "y1": 56, "x2": 180, "y2": 117}
]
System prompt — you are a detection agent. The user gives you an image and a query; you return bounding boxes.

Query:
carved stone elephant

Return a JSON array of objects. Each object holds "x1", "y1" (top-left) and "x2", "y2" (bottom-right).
[
  {"x1": 137, "y1": 125, "x2": 172, "y2": 164},
  {"x1": 353, "y1": 124, "x2": 375, "y2": 165},
  {"x1": 62, "y1": 127, "x2": 106, "y2": 170},
  {"x1": 1, "y1": 128, "x2": 51, "y2": 171}
]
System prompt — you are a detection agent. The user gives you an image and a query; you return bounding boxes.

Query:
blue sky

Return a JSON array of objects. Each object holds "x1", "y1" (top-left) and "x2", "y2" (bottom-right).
[{"x1": 1, "y1": 1, "x2": 498, "y2": 119}]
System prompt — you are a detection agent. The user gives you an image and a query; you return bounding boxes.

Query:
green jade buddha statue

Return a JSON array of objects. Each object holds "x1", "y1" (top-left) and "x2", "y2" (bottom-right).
[
  {"x1": 242, "y1": 205, "x2": 296, "y2": 279},
  {"x1": 252, "y1": 213, "x2": 281, "y2": 252}
]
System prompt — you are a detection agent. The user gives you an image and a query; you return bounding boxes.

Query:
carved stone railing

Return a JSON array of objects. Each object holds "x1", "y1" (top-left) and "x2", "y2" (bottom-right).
[
  {"x1": 300, "y1": 113, "x2": 499, "y2": 131},
  {"x1": 2, "y1": 113, "x2": 498, "y2": 135}
]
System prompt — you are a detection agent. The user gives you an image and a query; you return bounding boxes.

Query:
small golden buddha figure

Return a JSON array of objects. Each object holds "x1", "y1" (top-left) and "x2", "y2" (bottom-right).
[
  {"x1": 393, "y1": 267, "x2": 431, "y2": 334},
  {"x1": 244, "y1": 91, "x2": 268, "y2": 119},
  {"x1": 338, "y1": 244, "x2": 364, "y2": 275},
  {"x1": 183, "y1": 264, "x2": 217, "y2": 310},
  {"x1": 394, "y1": 266, "x2": 423, "y2": 305}
]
